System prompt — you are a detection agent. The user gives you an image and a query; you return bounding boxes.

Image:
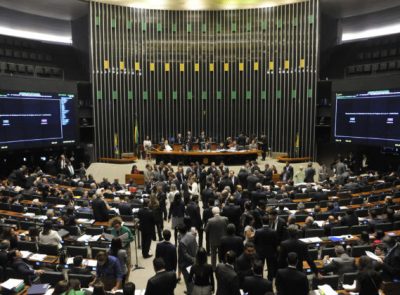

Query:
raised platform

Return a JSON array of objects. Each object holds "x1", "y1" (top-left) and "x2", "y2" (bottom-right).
[
  {"x1": 98, "y1": 156, "x2": 137, "y2": 164},
  {"x1": 277, "y1": 156, "x2": 312, "y2": 163}
]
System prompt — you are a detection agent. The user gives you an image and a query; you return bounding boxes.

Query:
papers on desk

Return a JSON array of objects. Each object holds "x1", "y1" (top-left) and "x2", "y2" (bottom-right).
[
  {"x1": 103, "y1": 232, "x2": 128, "y2": 242},
  {"x1": 23, "y1": 213, "x2": 35, "y2": 218},
  {"x1": 55, "y1": 204, "x2": 65, "y2": 208},
  {"x1": 134, "y1": 291, "x2": 145, "y2": 295},
  {"x1": 33, "y1": 215, "x2": 48, "y2": 221},
  {"x1": 343, "y1": 280, "x2": 356, "y2": 290},
  {"x1": 77, "y1": 234, "x2": 102, "y2": 242},
  {"x1": 315, "y1": 220, "x2": 325, "y2": 227},
  {"x1": 317, "y1": 284, "x2": 338, "y2": 295},
  {"x1": 299, "y1": 237, "x2": 322, "y2": 244},
  {"x1": 76, "y1": 218, "x2": 95, "y2": 225},
  {"x1": 66, "y1": 257, "x2": 97, "y2": 267},
  {"x1": 20, "y1": 250, "x2": 32, "y2": 259},
  {"x1": 366, "y1": 251, "x2": 383, "y2": 262},
  {"x1": 0, "y1": 278, "x2": 24, "y2": 291},
  {"x1": 30, "y1": 253, "x2": 47, "y2": 261}
]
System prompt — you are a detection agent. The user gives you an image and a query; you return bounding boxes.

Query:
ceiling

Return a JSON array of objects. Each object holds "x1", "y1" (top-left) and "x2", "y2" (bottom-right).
[
  {"x1": 0, "y1": 0, "x2": 399, "y2": 20},
  {"x1": 0, "y1": 0, "x2": 88, "y2": 21}
]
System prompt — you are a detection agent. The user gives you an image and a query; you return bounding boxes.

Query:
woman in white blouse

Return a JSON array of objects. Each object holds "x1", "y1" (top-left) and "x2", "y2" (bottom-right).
[
  {"x1": 143, "y1": 135, "x2": 152, "y2": 160},
  {"x1": 188, "y1": 175, "x2": 200, "y2": 198},
  {"x1": 39, "y1": 220, "x2": 62, "y2": 249}
]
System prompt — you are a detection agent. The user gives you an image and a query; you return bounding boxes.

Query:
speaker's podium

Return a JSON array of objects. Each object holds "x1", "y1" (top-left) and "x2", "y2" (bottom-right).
[{"x1": 99, "y1": 152, "x2": 138, "y2": 164}]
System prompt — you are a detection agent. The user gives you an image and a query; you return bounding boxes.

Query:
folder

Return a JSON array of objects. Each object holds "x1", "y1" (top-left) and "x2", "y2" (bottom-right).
[{"x1": 27, "y1": 284, "x2": 49, "y2": 294}]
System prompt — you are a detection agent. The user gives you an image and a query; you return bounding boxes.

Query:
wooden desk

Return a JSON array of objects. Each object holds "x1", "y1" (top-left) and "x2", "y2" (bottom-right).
[
  {"x1": 149, "y1": 150, "x2": 259, "y2": 164},
  {"x1": 125, "y1": 174, "x2": 145, "y2": 185}
]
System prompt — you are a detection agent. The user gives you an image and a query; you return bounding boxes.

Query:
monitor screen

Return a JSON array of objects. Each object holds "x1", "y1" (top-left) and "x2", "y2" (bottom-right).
[
  {"x1": 333, "y1": 89, "x2": 400, "y2": 147},
  {"x1": 0, "y1": 90, "x2": 78, "y2": 150}
]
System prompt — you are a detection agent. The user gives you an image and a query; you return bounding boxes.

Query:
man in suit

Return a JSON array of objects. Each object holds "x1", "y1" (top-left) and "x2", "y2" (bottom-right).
[
  {"x1": 218, "y1": 172, "x2": 234, "y2": 192},
  {"x1": 236, "y1": 242, "x2": 259, "y2": 286},
  {"x1": 278, "y1": 225, "x2": 318, "y2": 274},
  {"x1": 219, "y1": 224, "x2": 244, "y2": 262},
  {"x1": 379, "y1": 236, "x2": 400, "y2": 281},
  {"x1": 137, "y1": 199, "x2": 156, "y2": 258},
  {"x1": 178, "y1": 225, "x2": 198, "y2": 294},
  {"x1": 340, "y1": 208, "x2": 359, "y2": 227},
  {"x1": 203, "y1": 199, "x2": 215, "y2": 255},
  {"x1": 229, "y1": 170, "x2": 239, "y2": 191},
  {"x1": 254, "y1": 215, "x2": 278, "y2": 280},
  {"x1": 304, "y1": 162, "x2": 316, "y2": 183},
  {"x1": 246, "y1": 171, "x2": 261, "y2": 192},
  {"x1": 268, "y1": 209, "x2": 287, "y2": 242},
  {"x1": 145, "y1": 258, "x2": 177, "y2": 295},
  {"x1": 185, "y1": 196, "x2": 203, "y2": 248},
  {"x1": 92, "y1": 190, "x2": 110, "y2": 222},
  {"x1": 10, "y1": 250, "x2": 45, "y2": 284},
  {"x1": 155, "y1": 229, "x2": 177, "y2": 272},
  {"x1": 221, "y1": 197, "x2": 241, "y2": 232},
  {"x1": 0, "y1": 240, "x2": 9, "y2": 268},
  {"x1": 205, "y1": 207, "x2": 228, "y2": 269},
  {"x1": 281, "y1": 162, "x2": 294, "y2": 182},
  {"x1": 215, "y1": 251, "x2": 241, "y2": 295},
  {"x1": 323, "y1": 245, "x2": 356, "y2": 280},
  {"x1": 251, "y1": 183, "x2": 266, "y2": 209},
  {"x1": 276, "y1": 252, "x2": 309, "y2": 295},
  {"x1": 242, "y1": 260, "x2": 273, "y2": 295}
]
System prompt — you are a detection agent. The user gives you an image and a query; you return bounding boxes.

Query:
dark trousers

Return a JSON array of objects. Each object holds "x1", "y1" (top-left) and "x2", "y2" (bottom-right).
[
  {"x1": 181, "y1": 264, "x2": 193, "y2": 294},
  {"x1": 261, "y1": 255, "x2": 278, "y2": 281},
  {"x1": 141, "y1": 232, "x2": 152, "y2": 257},
  {"x1": 153, "y1": 222, "x2": 164, "y2": 241},
  {"x1": 205, "y1": 232, "x2": 210, "y2": 254},
  {"x1": 161, "y1": 206, "x2": 168, "y2": 221},
  {"x1": 261, "y1": 150, "x2": 267, "y2": 160},
  {"x1": 197, "y1": 228, "x2": 203, "y2": 248}
]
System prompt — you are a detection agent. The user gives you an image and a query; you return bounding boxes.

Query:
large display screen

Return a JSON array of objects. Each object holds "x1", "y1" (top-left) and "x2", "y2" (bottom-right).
[
  {"x1": 0, "y1": 90, "x2": 77, "y2": 150},
  {"x1": 334, "y1": 89, "x2": 400, "y2": 147}
]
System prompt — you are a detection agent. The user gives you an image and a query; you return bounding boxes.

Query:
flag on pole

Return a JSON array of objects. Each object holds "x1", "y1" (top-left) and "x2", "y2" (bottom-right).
[
  {"x1": 114, "y1": 133, "x2": 120, "y2": 158},
  {"x1": 133, "y1": 118, "x2": 139, "y2": 156},
  {"x1": 295, "y1": 133, "x2": 300, "y2": 157}
]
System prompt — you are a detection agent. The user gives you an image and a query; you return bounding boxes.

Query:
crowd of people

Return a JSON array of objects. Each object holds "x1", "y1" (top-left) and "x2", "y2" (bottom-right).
[{"x1": 0, "y1": 151, "x2": 399, "y2": 294}]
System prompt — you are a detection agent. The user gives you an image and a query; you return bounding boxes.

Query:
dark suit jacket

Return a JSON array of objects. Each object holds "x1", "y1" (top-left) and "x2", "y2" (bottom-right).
[
  {"x1": 246, "y1": 175, "x2": 260, "y2": 192},
  {"x1": 340, "y1": 214, "x2": 359, "y2": 227},
  {"x1": 382, "y1": 243, "x2": 400, "y2": 281},
  {"x1": 242, "y1": 275, "x2": 273, "y2": 295},
  {"x1": 254, "y1": 226, "x2": 278, "y2": 258},
  {"x1": 215, "y1": 263, "x2": 241, "y2": 295},
  {"x1": 156, "y1": 241, "x2": 177, "y2": 271},
  {"x1": 221, "y1": 204, "x2": 241, "y2": 230},
  {"x1": 278, "y1": 238, "x2": 317, "y2": 274},
  {"x1": 185, "y1": 201, "x2": 202, "y2": 229},
  {"x1": 276, "y1": 267, "x2": 309, "y2": 295},
  {"x1": 236, "y1": 253, "x2": 258, "y2": 284},
  {"x1": 138, "y1": 207, "x2": 155, "y2": 235},
  {"x1": 92, "y1": 197, "x2": 109, "y2": 222},
  {"x1": 219, "y1": 177, "x2": 234, "y2": 192},
  {"x1": 118, "y1": 202, "x2": 133, "y2": 216},
  {"x1": 144, "y1": 270, "x2": 176, "y2": 295},
  {"x1": 219, "y1": 235, "x2": 244, "y2": 262}
]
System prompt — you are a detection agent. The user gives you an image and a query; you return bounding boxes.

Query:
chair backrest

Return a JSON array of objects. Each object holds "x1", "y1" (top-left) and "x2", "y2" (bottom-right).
[
  {"x1": 68, "y1": 273, "x2": 93, "y2": 288},
  {"x1": 66, "y1": 246, "x2": 88, "y2": 258},
  {"x1": 321, "y1": 247, "x2": 336, "y2": 258},
  {"x1": 315, "y1": 212, "x2": 331, "y2": 221},
  {"x1": 20, "y1": 221, "x2": 36, "y2": 230},
  {"x1": 38, "y1": 243, "x2": 59, "y2": 255},
  {"x1": 313, "y1": 275, "x2": 339, "y2": 290},
  {"x1": 338, "y1": 199, "x2": 351, "y2": 206},
  {"x1": 375, "y1": 223, "x2": 393, "y2": 232},
  {"x1": 295, "y1": 214, "x2": 308, "y2": 223},
  {"x1": 85, "y1": 227, "x2": 104, "y2": 236},
  {"x1": 331, "y1": 226, "x2": 350, "y2": 236},
  {"x1": 76, "y1": 212, "x2": 94, "y2": 219},
  {"x1": 350, "y1": 224, "x2": 369, "y2": 235},
  {"x1": 91, "y1": 246, "x2": 108, "y2": 259},
  {"x1": 308, "y1": 248, "x2": 319, "y2": 261},
  {"x1": 41, "y1": 271, "x2": 65, "y2": 286},
  {"x1": 17, "y1": 241, "x2": 38, "y2": 252},
  {"x1": 64, "y1": 226, "x2": 80, "y2": 236},
  {"x1": 393, "y1": 220, "x2": 400, "y2": 230},
  {"x1": 305, "y1": 229, "x2": 325, "y2": 238},
  {"x1": 343, "y1": 272, "x2": 358, "y2": 285},
  {"x1": 351, "y1": 197, "x2": 364, "y2": 205},
  {"x1": 351, "y1": 245, "x2": 372, "y2": 257}
]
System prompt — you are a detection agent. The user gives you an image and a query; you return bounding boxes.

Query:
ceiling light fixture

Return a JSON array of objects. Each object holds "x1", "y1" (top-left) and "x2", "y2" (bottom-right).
[
  {"x1": 342, "y1": 23, "x2": 400, "y2": 42},
  {"x1": 0, "y1": 27, "x2": 72, "y2": 44}
]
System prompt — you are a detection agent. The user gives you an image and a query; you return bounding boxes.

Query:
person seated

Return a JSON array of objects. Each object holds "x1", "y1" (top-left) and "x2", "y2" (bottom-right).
[
  {"x1": 115, "y1": 282, "x2": 136, "y2": 295},
  {"x1": 62, "y1": 279, "x2": 85, "y2": 295},
  {"x1": 92, "y1": 281, "x2": 107, "y2": 295},
  {"x1": 68, "y1": 255, "x2": 94, "y2": 277},
  {"x1": 53, "y1": 280, "x2": 69, "y2": 295},
  {"x1": 163, "y1": 140, "x2": 173, "y2": 152},
  {"x1": 377, "y1": 236, "x2": 400, "y2": 282},
  {"x1": 302, "y1": 216, "x2": 320, "y2": 236},
  {"x1": 39, "y1": 220, "x2": 62, "y2": 249},
  {"x1": 9, "y1": 250, "x2": 45, "y2": 284},
  {"x1": 62, "y1": 206, "x2": 77, "y2": 227},
  {"x1": 357, "y1": 231, "x2": 370, "y2": 246},
  {"x1": 322, "y1": 245, "x2": 356, "y2": 280},
  {"x1": 340, "y1": 208, "x2": 359, "y2": 227},
  {"x1": 0, "y1": 226, "x2": 18, "y2": 249},
  {"x1": 91, "y1": 251, "x2": 123, "y2": 291},
  {"x1": 0, "y1": 240, "x2": 9, "y2": 268}
]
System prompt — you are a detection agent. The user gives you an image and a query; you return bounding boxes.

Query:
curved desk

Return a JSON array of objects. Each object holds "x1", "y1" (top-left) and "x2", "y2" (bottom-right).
[{"x1": 149, "y1": 150, "x2": 259, "y2": 164}]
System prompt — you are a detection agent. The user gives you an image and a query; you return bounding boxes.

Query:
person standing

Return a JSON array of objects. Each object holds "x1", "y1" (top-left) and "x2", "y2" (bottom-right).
[
  {"x1": 254, "y1": 215, "x2": 278, "y2": 280},
  {"x1": 185, "y1": 196, "x2": 203, "y2": 248},
  {"x1": 145, "y1": 258, "x2": 177, "y2": 295},
  {"x1": 205, "y1": 207, "x2": 228, "y2": 269},
  {"x1": 137, "y1": 199, "x2": 155, "y2": 258},
  {"x1": 189, "y1": 248, "x2": 215, "y2": 295},
  {"x1": 155, "y1": 229, "x2": 177, "y2": 272},
  {"x1": 304, "y1": 162, "x2": 316, "y2": 183},
  {"x1": 276, "y1": 252, "x2": 309, "y2": 295},
  {"x1": 215, "y1": 251, "x2": 241, "y2": 295},
  {"x1": 178, "y1": 224, "x2": 198, "y2": 295},
  {"x1": 242, "y1": 260, "x2": 273, "y2": 295}
]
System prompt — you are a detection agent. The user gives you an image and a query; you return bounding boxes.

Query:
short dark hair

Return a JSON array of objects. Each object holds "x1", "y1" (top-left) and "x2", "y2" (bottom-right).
[
  {"x1": 153, "y1": 257, "x2": 166, "y2": 272},
  {"x1": 73, "y1": 255, "x2": 83, "y2": 266},
  {"x1": 225, "y1": 250, "x2": 236, "y2": 265},
  {"x1": 262, "y1": 215, "x2": 269, "y2": 225},
  {"x1": 178, "y1": 224, "x2": 187, "y2": 234},
  {"x1": 96, "y1": 251, "x2": 107, "y2": 263},
  {"x1": 123, "y1": 282, "x2": 136, "y2": 295},
  {"x1": 226, "y1": 223, "x2": 236, "y2": 235},
  {"x1": 287, "y1": 252, "x2": 298, "y2": 266},
  {"x1": 252, "y1": 260, "x2": 264, "y2": 275},
  {"x1": 162, "y1": 229, "x2": 171, "y2": 241},
  {"x1": 244, "y1": 241, "x2": 255, "y2": 249}
]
